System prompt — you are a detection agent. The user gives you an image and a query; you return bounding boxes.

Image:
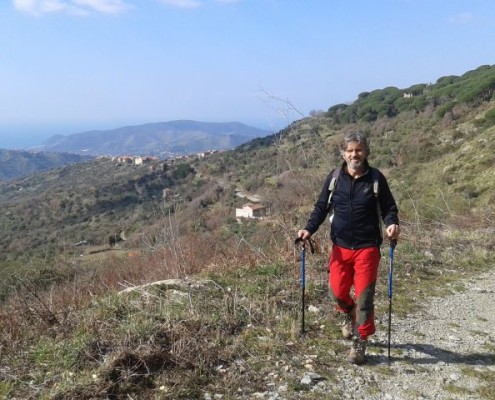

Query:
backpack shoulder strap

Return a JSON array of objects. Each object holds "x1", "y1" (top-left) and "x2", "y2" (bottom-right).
[
  {"x1": 326, "y1": 167, "x2": 342, "y2": 211},
  {"x1": 369, "y1": 167, "x2": 383, "y2": 241},
  {"x1": 370, "y1": 167, "x2": 380, "y2": 198}
]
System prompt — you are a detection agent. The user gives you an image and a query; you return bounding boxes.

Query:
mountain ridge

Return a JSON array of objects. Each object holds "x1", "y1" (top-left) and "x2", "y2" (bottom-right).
[{"x1": 36, "y1": 120, "x2": 272, "y2": 157}]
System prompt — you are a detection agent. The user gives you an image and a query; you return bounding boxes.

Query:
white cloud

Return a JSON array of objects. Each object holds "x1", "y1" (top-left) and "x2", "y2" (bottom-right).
[
  {"x1": 448, "y1": 12, "x2": 474, "y2": 24},
  {"x1": 157, "y1": 0, "x2": 202, "y2": 9},
  {"x1": 155, "y1": 0, "x2": 241, "y2": 9},
  {"x1": 13, "y1": 0, "x2": 132, "y2": 16},
  {"x1": 73, "y1": 0, "x2": 132, "y2": 14},
  {"x1": 13, "y1": 0, "x2": 238, "y2": 16},
  {"x1": 14, "y1": 0, "x2": 64, "y2": 15}
]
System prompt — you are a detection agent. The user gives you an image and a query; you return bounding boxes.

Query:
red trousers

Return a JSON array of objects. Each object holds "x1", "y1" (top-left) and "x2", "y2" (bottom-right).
[{"x1": 328, "y1": 245, "x2": 380, "y2": 340}]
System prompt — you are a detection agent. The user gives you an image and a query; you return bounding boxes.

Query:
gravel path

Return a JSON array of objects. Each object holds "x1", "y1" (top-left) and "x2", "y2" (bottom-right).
[{"x1": 324, "y1": 269, "x2": 495, "y2": 399}]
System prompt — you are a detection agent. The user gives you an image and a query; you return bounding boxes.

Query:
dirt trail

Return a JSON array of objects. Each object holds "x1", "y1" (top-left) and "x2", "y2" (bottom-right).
[{"x1": 330, "y1": 269, "x2": 495, "y2": 399}]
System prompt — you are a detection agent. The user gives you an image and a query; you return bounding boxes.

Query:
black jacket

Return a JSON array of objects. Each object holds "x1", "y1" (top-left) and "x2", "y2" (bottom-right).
[{"x1": 304, "y1": 162, "x2": 399, "y2": 249}]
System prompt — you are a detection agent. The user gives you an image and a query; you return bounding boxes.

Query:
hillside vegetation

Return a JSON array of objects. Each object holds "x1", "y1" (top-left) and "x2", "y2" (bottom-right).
[
  {"x1": 1, "y1": 64, "x2": 495, "y2": 399},
  {"x1": 0, "y1": 149, "x2": 92, "y2": 180}
]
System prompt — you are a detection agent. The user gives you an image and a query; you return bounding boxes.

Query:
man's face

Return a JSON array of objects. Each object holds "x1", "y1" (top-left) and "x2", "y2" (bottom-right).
[{"x1": 343, "y1": 141, "x2": 367, "y2": 171}]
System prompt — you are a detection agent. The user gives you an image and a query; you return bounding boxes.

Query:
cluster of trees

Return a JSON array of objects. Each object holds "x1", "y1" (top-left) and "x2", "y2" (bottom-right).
[
  {"x1": 327, "y1": 64, "x2": 495, "y2": 123},
  {"x1": 0, "y1": 158, "x2": 196, "y2": 261}
]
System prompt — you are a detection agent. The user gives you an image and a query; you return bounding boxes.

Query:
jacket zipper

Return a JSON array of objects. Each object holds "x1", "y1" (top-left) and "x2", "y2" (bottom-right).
[{"x1": 349, "y1": 176, "x2": 354, "y2": 249}]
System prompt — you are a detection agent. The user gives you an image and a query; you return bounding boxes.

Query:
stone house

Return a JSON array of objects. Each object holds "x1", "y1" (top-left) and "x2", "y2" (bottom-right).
[{"x1": 235, "y1": 203, "x2": 266, "y2": 219}]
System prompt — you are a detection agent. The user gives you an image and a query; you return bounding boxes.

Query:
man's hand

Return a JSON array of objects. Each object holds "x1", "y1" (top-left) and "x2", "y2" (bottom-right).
[
  {"x1": 297, "y1": 229, "x2": 312, "y2": 241},
  {"x1": 385, "y1": 224, "x2": 400, "y2": 240}
]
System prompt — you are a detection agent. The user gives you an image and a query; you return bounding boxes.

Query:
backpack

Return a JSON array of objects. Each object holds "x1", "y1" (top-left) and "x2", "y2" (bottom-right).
[{"x1": 326, "y1": 167, "x2": 382, "y2": 238}]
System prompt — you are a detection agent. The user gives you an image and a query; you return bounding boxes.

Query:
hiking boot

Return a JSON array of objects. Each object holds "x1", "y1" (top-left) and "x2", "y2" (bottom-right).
[
  {"x1": 347, "y1": 337, "x2": 367, "y2": 365},
  {"x1": 338, "y1": 310, "x2": 355, "y2": 340}
]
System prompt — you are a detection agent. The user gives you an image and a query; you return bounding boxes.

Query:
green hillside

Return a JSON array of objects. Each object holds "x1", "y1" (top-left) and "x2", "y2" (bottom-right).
[
  {"x1": 0, "y1": 149, "x2": 92, "y2": 180},
  {"x1": 1, "y1": 64, "x2": 495, "y2": 399}
]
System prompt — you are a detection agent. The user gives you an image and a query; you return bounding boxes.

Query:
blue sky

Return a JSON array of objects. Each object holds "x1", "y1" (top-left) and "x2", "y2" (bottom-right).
[{"x1": 1, "y1": 0, "x2": 494, "y2": 148}]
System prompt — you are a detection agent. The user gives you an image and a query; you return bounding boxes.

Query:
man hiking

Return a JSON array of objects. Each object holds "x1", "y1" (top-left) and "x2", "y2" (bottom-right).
[{"x1": 297, "y1": 132, "x2": 400, "y2": 365}]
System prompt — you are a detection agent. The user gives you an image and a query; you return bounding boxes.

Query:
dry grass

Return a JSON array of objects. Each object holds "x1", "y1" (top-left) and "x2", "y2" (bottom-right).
[{"x1": 1, "y1": 210, "x2": 494, "y2": 399}]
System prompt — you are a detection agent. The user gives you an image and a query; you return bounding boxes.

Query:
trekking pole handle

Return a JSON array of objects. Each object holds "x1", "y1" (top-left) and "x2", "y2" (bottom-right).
[{"x1": 294, "y1": 237, "x2": 315, "y2": 254}]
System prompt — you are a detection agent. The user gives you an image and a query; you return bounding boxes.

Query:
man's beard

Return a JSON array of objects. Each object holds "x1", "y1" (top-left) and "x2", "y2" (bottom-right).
[{"x1": 347, "y1": 159, "x2": 364, "y2": 170}]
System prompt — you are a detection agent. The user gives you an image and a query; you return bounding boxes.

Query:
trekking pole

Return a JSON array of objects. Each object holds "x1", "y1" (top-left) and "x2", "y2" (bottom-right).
[
  {"x1": 294, "y1": 237, "x2": 314, "y2": 336},
  {"x1": 387, "y1": 239, "x2": 397, "y2": 362}
]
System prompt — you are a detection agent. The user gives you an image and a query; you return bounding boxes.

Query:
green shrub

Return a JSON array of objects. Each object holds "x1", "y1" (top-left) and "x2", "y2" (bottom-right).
[
  {"x1": 436, "y1": 101, "x2": 456, "y2": 118},
  {"x1": 484, "y1": 108, "x2": 495, "y2": 126}
]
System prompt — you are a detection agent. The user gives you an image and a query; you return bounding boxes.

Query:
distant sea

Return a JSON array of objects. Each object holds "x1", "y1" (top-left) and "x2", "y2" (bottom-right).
[{"x1": 0, "y1": 126, "x2": 54, "y2": 150}]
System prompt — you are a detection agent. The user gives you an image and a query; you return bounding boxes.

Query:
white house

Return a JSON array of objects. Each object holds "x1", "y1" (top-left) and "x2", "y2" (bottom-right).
[{"x1": 235, "y1": 203, "x2": 266, "y2": 219}]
